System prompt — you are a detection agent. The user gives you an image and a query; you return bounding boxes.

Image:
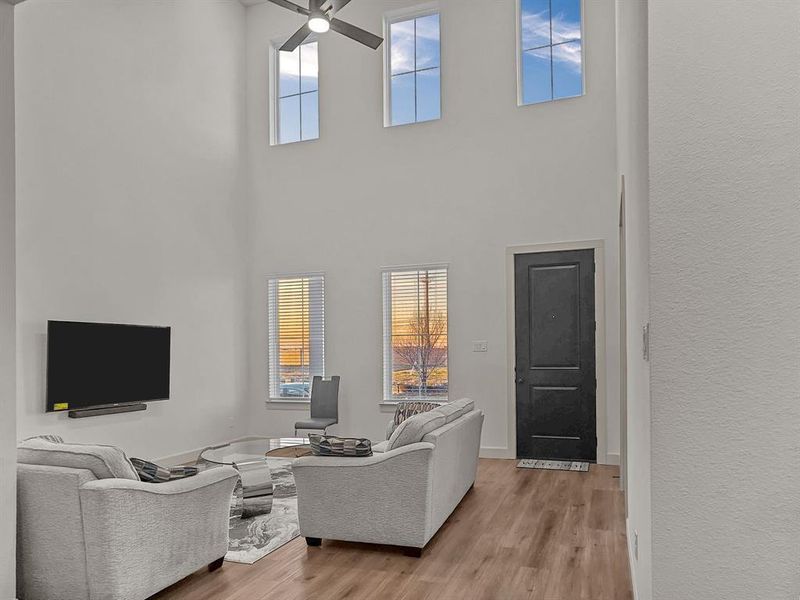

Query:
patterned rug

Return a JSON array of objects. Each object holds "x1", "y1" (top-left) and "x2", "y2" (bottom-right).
[
  {"x1": 225, "y1": 457, "x2": 299, "y2": 564},
  {"x1": 517, "y1": 459, "x2": 590, "y2": 472}
]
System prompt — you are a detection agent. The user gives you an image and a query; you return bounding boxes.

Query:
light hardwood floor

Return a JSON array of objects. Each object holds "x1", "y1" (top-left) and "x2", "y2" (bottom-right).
[{"x1": 152, "y1": 460, "x2": 632, "y2": 600}]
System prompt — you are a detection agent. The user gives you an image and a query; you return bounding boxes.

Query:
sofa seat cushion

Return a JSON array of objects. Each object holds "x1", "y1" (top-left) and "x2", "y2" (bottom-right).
[
  {"x1": 17, "y1": 437, "x2": 139, "y2": 481},
  {"x1": 387, "y1": 409, "x2": 447, "y2": 451},
  {"x1": 372, "y1": 440, "x2": 390, "y2": 453}
]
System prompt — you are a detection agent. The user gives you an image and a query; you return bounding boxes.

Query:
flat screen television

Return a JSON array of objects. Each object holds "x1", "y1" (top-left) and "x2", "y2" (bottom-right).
[{"x1": 46, "y1": 320, "x2": 171, "y2": 413}]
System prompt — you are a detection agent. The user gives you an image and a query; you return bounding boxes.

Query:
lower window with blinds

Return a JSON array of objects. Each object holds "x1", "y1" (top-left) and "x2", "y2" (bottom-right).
[
  {"x1": 382, "y1": 267, "x2": 448, "y2": 402},
  {"x1": 267, "y1": 274, "x2": 325, "y2": 400}
]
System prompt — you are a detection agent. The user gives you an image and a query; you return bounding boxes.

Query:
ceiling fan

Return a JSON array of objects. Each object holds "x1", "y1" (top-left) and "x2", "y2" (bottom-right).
[{"x1": 266, "y1": 0, "x2": 384, "y2": 52}]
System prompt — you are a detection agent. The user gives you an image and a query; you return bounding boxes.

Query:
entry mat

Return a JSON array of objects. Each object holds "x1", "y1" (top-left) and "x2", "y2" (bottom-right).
[{"x1": 517, "y1": 459, "x2": 590, "y2": 472}]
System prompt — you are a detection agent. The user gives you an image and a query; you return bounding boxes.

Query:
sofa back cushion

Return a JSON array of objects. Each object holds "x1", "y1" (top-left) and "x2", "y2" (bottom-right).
[
  {"x1": 387, "y1": 409, "x2": 447, "y2": 451},
  {"x1": 17, "y1": 437, "x2": 139, "y2": 481},
  {"x1": 389, "y1": 401, "x2": 443, "y2": 437},
  {"x1": 434, "y1": 398, "x2": 475, "y2": 424}
]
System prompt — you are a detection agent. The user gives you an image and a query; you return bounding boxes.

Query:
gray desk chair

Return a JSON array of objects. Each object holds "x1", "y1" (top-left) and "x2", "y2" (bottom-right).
[{"x1": 295, "y1": 375, "x2": 339, "y2": 437}]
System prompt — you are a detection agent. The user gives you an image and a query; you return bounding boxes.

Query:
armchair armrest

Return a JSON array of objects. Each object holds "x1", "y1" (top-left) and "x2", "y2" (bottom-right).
[
  {"x1": 293, "y1": 442, "x2": 435, "y2": 548},
  {"x1": 78, "y1": 466, "x2": 238, "y2": 600}
]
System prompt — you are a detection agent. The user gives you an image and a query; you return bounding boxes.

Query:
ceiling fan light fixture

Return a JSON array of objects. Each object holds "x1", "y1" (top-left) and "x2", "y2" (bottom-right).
[{"x1": 308, "y1": 13, "x2": 330, "y2": 33}]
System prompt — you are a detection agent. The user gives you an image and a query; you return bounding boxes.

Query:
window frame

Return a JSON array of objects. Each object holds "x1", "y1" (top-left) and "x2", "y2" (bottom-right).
[
  {"x1": 516, "y1": 0, "x2": 586, "y2": 107},
  {"x1": 267, "y1": 272, "x2": 326, "y2": 403},
  {"x1": 381, "y1": 264, "x2": 450, "y2": 404},
  {"x1": 269, "y1": 36, "x2": 320, "y2": 146},
  {"x1": 382, "y1": 3, "x2": 442, "y2": 128}
]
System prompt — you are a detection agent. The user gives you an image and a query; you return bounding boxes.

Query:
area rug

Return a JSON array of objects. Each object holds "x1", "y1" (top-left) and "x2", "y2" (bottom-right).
[
  {"x1": 517, "y1": 459, "x2": 590, "y2": 472},
  {"x1": 225, "y1": 457, "x2": 299, "y2": 564}
]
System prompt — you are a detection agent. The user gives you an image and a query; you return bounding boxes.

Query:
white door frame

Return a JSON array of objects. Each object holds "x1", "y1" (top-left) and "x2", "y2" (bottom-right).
[{"x1": 503, "y1": 239, "x2": 609, "y2": 464}]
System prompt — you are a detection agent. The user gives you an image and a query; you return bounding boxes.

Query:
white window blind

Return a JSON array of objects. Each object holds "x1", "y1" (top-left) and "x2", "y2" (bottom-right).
[
  {"x1": 268, "y1": 275, "x2": 325, "y2": 399},
  {"x1": 382, "y1": 267, "x2": 448, "y2": 401}
]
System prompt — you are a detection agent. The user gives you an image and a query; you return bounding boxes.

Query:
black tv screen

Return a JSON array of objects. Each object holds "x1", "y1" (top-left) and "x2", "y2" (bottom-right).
[{"x1": 46, "y1": 320, "x2": 171, "y2": 412}]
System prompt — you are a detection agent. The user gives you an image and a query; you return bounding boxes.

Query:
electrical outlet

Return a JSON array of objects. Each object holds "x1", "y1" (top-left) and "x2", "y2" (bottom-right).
[
  {"x1": 634, "y1": 530, "x2": 639, "y2": 561},
  {"x1": 472, "y1": 341, "x2": 488, "y2": 353}
]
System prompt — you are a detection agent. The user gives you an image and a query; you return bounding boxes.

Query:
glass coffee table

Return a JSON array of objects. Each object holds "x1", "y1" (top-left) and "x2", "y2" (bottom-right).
[{"x1": 197, "y1": 437, "x2": 310, "y2": 519}]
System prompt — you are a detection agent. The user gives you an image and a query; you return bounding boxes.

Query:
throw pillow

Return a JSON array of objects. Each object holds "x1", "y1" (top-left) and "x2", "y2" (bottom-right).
[
  {"x1": 130, "y1": 457, "x2": 198, "y2": 483},
  {"x1": 22, "y1": 434, "x2": 64, "y2": 444},
  {"x1": 309, "y1": 435, "x2": 372, "y2": 457}
]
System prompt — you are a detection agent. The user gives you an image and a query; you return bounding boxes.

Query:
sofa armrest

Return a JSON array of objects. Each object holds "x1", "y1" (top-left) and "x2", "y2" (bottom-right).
[
  {"x1": 293, "y1": 442, "x2": 435, "y2": 548},
  {"x1": 78, "y1": 466, "x2": 238, "y2": 600}
]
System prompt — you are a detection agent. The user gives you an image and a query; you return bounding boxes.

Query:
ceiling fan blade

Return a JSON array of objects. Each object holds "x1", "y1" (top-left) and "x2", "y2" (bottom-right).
[
  {"x1": 320, "y1": 0, "x2": 352, "y2": 15},
  {"x1": 330, "y1": 18, "x2": 383, "y2": 49},
  {"x1": 265, "y1": 0, "x2": 310, "y2": 17},
  {"x1": 280, "y1": 23, "x2": 312, "y2": 52}
]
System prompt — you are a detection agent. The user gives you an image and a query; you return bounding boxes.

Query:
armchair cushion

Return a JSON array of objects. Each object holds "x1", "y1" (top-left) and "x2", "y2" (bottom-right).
[{"x1": 17, "y1": 437, "x2": 139, "y2": 481}]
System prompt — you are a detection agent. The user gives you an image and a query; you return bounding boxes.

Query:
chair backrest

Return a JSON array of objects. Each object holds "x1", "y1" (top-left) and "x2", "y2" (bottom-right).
[{"x1": 310, "y1": 375, "x2": 339, "y2": 420}]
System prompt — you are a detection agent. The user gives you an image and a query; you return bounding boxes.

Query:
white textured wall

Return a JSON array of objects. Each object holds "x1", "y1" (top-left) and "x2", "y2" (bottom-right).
[
  {"x1": 0, "y1": 3, "x2": 16, "y2": 597},
  {"x1": 14, "y1": 0, "x2": 249, "y2": 460},
  {"x1": 245, "y1": 0, "x2": 621, "y2": 459},
  {"x1": 616, "y1": 0, "x2": 651, "y2": 597},
  {"x1": 649, "y1": 1, "x2": 800, "y2": 598}
]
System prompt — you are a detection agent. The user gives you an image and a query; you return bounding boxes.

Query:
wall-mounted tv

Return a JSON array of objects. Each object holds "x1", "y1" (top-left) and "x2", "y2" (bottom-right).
[{"x1": 46, "y1": 320, "x2": 171, "y2": 413}]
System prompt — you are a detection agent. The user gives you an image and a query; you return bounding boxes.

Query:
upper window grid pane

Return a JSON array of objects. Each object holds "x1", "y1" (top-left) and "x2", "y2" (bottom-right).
[
  {"x1": 520, "y1": 0, "x2": 582, "y2": 104},
  {"x1": 521, "y1": 0, "x2": 581, "y2": 52},
  {"x1": 389, "y1": 13, "x2": 441, "y2": 126},
  {"x1": 277, "y1": 41, "x2": 319, "y2": 144},
  {"x1": 390, "y1": 16, "x2": 440, "y2": 76}
]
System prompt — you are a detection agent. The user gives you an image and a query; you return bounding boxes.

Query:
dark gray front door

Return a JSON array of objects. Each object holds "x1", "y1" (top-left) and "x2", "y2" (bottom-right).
[{"x1": 514, "y1": 249, "x2": 597, "y2": 461}]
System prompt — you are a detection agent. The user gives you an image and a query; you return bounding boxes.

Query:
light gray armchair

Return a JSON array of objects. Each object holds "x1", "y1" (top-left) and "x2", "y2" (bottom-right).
[{"x1": 16, "y1": 439, "x2": 238, "y2": 600}]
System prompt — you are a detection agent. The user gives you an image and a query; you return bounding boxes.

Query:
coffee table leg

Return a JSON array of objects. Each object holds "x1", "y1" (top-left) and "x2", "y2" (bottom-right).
[
  {"x1": 236, "y1": 460, "x2": 273, "y2": 518},
  {"x1": 230, "y1": 477, "x2": 244, "y2": 522}
]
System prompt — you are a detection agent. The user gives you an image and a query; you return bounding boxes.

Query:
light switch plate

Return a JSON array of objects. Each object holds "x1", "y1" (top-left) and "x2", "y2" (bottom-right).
[{"x1": 472, "y1": 341, "x2": 488, "y2": 353}]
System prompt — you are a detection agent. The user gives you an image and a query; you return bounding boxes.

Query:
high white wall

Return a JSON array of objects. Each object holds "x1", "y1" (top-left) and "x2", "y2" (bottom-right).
[
  {"x1": 14, "y1": 0, "x2": 249, "y2": 460},
  {"x1": 616, "y1": 0, "x2": 651, "y2": 598},
  {"x1": 0, "y1": 2, "x2": 16, "y2": 597},
  {"x1": 244, "y1": 0, "x2": 621, "y2": 459},
  {"x1": 649, "y1": 1, "x2": 800, "y2": 598}
]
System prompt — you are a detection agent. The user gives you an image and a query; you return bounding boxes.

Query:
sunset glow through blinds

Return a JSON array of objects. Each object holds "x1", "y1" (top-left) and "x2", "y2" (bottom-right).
[
  {"x1": 268, "y1": 275, "x2": 324, "y2": 398},
  {"x1": 383, "y1": 267, "x2": 448, "y2": 401}
]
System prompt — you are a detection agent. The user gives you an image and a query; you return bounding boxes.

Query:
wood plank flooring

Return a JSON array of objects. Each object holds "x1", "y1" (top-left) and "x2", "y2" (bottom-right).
[{"x1": 152, "y1": 460, "x2": 632, "y2": 600}]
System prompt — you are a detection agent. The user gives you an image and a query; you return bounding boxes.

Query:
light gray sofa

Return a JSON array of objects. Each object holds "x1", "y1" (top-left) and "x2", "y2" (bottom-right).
[
  {"x1": 16, "y1": 438, "x2": 239, "y2": 600},
  {"x1": 293, "y1": 398, "x2": 483, "y2": 554}
]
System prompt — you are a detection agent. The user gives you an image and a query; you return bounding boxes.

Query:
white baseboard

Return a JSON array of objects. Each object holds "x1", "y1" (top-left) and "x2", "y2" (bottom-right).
[
  {"x1": 626, "y1": 518, "x2": 639, "y2": 600},
  {"x1": 606, "y1": 452, "x2": 621, "y2": 466},
  {"x1": 479, "y1": 446, "x2": 515, "y2": 459}
]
